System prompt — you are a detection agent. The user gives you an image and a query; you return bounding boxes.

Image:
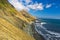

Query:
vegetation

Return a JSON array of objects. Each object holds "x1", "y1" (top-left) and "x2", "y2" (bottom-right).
[{"x1": 0, "y1": 0, "x2": 35, "y2": 40}]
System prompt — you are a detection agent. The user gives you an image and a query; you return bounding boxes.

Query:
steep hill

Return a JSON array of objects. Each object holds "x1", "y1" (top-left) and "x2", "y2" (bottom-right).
[{"x1": 0, "y1": 0, "x2": 35, "y2": 40}]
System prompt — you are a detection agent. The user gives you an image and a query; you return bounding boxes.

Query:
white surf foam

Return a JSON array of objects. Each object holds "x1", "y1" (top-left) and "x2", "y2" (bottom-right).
[
  {"x1": 40, "y1": 22, "x2": 60, "y2": 37},
  {"x1": 47, "y1": 30, "x2": 60, "y2": 37},
  {"x1": 41, "y1": 22, "x2": 47, "y2": 25},
  {"x1": 35, "y1": 21, "x2": 60, "y2": 40}
]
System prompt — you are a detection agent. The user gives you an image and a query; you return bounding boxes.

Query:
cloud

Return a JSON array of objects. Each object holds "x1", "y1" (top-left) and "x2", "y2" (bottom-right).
[
  {"x1": 37, "y1": 3, "x2": 44, "y2": 10},
  {"x1": 8, "y1": 0, "x2": 52, "y2": 11},
  {"x1": 8, "y1": 0, "x2": 44, "y2": 11},
  {"x1": 46, "y1": 4, "x2": 52, "y2": 8},
  {"x1": 24, "y1": 0, "x2": 32, "y2": 4},
  {"x1": 8, "y1": 0, "x2": 29, "y2": 11},
  {"x1": 27, "y1": 3, "x2": 44, "y2": 10}
]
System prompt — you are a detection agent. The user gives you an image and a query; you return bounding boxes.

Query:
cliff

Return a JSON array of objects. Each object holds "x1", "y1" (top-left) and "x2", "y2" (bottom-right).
[{"x1": 0, "y1": 0, "x2": 35, "y2": 40}]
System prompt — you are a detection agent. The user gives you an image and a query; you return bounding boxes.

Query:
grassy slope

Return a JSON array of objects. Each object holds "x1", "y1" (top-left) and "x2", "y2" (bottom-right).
[{"x1": 0, "y1": 0, "x2": 35, "y2": 40}]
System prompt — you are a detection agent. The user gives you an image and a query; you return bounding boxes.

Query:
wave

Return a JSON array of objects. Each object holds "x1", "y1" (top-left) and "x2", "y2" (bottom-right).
[
  {"x1": 41, "y1": 22, "x2": 60, "y2": 37},
  {"x1": 47, "y1": 31, "x2": 60, "y2": 37},
  {"x1": 40, "y1": 22, "x2": 47, "y2": 25},
  {"x1": 35, "y1": 22, "x2": 60, "y2": 40}
]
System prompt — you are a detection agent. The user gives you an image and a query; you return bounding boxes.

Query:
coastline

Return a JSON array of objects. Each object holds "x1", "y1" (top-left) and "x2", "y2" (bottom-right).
[
  {"x1": 23, "y1": 19, "x2": 45, "y2": 40},
  {"x1": 31, "y1": 23, "x2": 45, "y2": 40}
]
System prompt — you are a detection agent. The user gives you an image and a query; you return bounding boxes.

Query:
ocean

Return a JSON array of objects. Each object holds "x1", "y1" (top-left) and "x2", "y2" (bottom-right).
[{"x1": 34, "y1": 18, "x2": 60, "y2": 40}]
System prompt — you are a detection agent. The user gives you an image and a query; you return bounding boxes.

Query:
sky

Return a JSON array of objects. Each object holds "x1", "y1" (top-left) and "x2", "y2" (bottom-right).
[{"x1": 8, "y1": 0, "x2": 60, "y2": 19}]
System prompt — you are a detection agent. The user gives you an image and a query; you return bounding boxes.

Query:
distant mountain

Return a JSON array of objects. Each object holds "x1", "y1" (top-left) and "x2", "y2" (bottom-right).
[{"x1": 0, "y1": 0, "x2": 35, "y2": 40}]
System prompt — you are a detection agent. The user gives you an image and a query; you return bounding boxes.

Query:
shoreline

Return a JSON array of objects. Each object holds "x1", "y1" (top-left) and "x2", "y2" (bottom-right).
[{"x1": 31, "y1": 23, "x2": 45, "y2": 40}]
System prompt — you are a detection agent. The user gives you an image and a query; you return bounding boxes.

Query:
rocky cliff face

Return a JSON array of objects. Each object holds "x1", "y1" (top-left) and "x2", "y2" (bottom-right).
[{"x1": 0, "y1": 0, "x2": 35, "y2": 40}]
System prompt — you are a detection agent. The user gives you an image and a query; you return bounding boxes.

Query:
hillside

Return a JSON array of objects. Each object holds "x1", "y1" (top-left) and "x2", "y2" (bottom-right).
[{"x1": 0, "y1": 0, "x2": 35, "y2": 40}]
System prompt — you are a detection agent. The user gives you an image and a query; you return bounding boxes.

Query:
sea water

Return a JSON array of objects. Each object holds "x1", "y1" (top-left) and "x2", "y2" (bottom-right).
[{"x1": 35, "y1": 18, "x2": 60, "y2": 40}]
